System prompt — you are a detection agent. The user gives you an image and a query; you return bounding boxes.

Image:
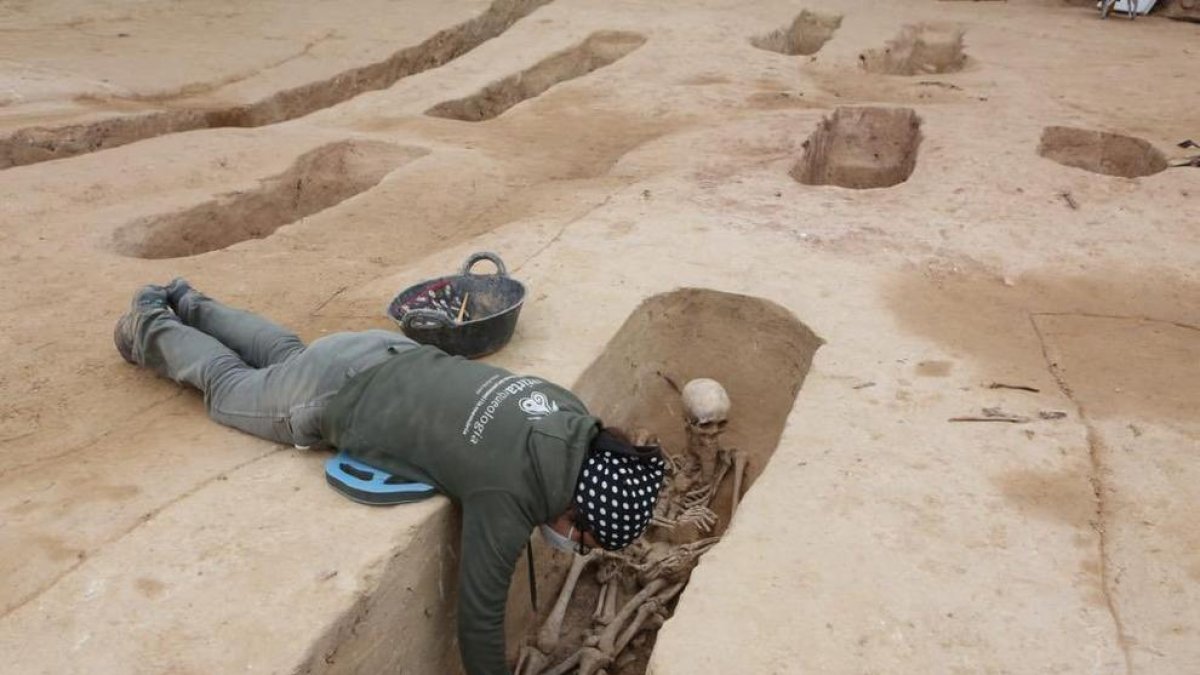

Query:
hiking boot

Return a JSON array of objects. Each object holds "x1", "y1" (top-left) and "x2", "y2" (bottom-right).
[{"x1": 114, "y1": 284, "x2": 170, "y2": 365}]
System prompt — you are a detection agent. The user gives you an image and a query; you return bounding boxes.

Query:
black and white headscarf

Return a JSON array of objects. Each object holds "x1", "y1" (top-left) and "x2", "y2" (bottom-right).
[{"x1": 573, "y1": 445, "x2": 667, "y2": 550}]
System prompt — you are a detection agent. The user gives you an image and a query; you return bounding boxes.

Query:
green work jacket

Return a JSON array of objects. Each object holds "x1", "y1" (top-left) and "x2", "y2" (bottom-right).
[{"x1": 322, "y1": 345, "x2": 599, "y2": 675}]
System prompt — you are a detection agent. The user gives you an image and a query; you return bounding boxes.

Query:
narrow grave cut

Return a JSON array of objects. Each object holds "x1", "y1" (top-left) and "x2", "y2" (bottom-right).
[
  {"x1": 110, "y1": 140, "x2": 424, "y2": 259},
  {"x1": 425, "y1": 31, "x2": 646, "y2": 122},
  {"x1": 511, "y1": 288, "x2": 821, "y2": 675},
  {"x1": 0, "y1": 0, "x2": 551, "y2": 170},
  {"x1": 0, "y1": 109, "x2": 211, "y2": 172},
  {"x1": 1038, "y1": 126, "x2": 1167, "y2": 178},
  {"x1": 792, "y1": 106, "x2": 923, "y2": 189},
  {"x1": 860, "y1": 23, "x2": 967, "y2": 76},
  {"x1": 750, "y1": 9, "x2": 843, "y2": 56}
]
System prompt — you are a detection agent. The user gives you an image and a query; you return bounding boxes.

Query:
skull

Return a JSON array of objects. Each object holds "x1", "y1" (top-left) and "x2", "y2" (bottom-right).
[{"x1": 681, "y1": 378, "x2": 730, "y2": 436}]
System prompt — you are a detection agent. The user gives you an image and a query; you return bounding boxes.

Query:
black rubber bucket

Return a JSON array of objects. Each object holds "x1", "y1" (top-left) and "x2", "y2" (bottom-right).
[{"x1": 386, "y1": 252, "x2": 526, "y2": 359}]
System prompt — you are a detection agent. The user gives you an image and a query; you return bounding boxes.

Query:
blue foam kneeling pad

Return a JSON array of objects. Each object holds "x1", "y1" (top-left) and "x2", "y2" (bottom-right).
[{"x1": 324, "y1": 451, "x2": 436, "y2": 506}]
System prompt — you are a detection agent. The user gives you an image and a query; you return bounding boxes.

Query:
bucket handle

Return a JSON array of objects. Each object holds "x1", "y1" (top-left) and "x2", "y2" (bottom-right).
[
  {"x1": 401, "y1": 308, "x2": 453, "y2": 332},
  {"x1": 460, "y1": 251, "x2": 508, "y2": 277}
]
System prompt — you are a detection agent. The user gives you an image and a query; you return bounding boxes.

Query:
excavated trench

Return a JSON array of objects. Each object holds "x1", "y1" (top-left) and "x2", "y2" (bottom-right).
[
  {"x1": 513, "y1": 288, "x2": 822, "y2": 675},
  {"x1": 860, "y1": 23, "x2": 967, "y2": 76},
  {"x1": 1038, "y1": 126, "x2": 1168, "y2": 178},
  {"x1": 110, "y1": 140, "x2": 425, "y2": 259},
  {"x1": 792, "y1": 106, "x2": 923, "y2": 189},
  {"x1": 750, "y1": 9, "x2": 843, "y2": 56},
  {"x1": 425, "y1": 31, "x2": 646, "y2": 122},
  {"x1": 0, "y1": 0, "x2": 552, "y2": 170}
]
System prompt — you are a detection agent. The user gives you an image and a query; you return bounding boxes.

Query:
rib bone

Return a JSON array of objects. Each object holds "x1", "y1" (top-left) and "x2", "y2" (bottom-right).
[{"x1": 683, "y1": 448, "x2": 734, "y2": 510}]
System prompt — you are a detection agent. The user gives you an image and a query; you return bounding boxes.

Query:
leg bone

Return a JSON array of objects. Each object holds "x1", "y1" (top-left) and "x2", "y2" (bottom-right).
[
  {"x1": 575, "y1": 647, "x2": 611, "y2": 675},
  {"x1": 542, "y1": 649, "x2": 583, "y2": 675},
  {"x1": 536, "y1": 550, "x2": 597, "y2": 653},
  {"x1": 597, "y1": 578, "x2": 668, "y2": 656},
  {"x1": 515, "y1": 645, "x2": 547, "y2": 675},
  {"x1": 599, "y1": 579, "x2": 619, "y2": 625},
  {"x1": 613, "y1": 582, "x2": 685, "y2": 657}
]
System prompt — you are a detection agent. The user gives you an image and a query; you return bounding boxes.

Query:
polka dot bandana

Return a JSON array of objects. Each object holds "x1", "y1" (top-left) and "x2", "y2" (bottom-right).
[{"x1": 573, "y1": 449, "x2": 667, "y2": 550}]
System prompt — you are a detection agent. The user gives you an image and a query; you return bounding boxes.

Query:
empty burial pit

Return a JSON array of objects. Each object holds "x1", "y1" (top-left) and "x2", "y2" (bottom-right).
[
  {"x1": 0, "y1": 109, "x2": 212, "y2": 171},
  {"x1": 792, "y1": 106, "x2": 923, "y2": 189},
  {"x1": 425, "y1": 31, "x2": 646, "y2": 122},
  {"x1": 750, "y1": 10, "x2": 843, "y2": 56},
  {"x1": 1038, "y1": 126, "x2": 1168, "y2": 178},
  {"x1": 860, "y1": 23, "x2": 967, "y2": 76},
  {"x1": 110, "y1": 140, "x2": 424, "y2": 259},
  {"x1": 0, "y1": 0, "x2": 551, "y2": 170},
  {"x1": 512, "y1": 288, "x2": 821, "y2": 675}
]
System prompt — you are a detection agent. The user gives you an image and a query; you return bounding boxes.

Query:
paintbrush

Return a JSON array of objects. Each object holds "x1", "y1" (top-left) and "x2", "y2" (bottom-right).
[{"x1": 457, "y1": 292, "x2": 470, "y2": 323}]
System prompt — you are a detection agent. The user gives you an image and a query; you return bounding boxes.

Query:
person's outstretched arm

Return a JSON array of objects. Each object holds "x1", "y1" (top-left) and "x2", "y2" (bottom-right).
[{"x1": 458, "y1": 491, "x2": 532, "y2": 675}]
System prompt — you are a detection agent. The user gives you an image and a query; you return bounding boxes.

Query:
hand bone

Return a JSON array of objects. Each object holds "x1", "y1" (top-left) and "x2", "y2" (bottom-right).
[{"x1": 674, "y1": 504, "x2": 718, "y2": 532}]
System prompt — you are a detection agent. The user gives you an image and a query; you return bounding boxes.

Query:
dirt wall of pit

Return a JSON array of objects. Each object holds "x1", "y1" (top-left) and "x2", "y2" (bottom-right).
[{"x1": 1158, "y1": 0, "x2": 1200, "y2": 21}]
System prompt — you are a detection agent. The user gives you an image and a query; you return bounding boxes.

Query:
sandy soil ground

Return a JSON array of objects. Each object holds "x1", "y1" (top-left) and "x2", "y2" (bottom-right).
[{"x1": 0, "y1": 0, "x2": 1197, "y2": 673}]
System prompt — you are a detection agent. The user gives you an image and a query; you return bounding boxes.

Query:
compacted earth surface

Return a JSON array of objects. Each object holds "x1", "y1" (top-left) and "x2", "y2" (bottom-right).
[{"x1": 0, "y1": 1, "x2": 1197, "y2": 673}]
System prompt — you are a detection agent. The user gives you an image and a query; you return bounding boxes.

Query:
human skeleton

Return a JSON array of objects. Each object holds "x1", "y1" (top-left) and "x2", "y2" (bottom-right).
[{"x1": 516, "y1": 379, "x2": 748, "y2": 675}]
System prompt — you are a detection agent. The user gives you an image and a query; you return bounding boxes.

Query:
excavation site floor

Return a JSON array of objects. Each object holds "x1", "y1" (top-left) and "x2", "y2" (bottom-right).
[{"x1": 0, "y1": 0, "x2": 1197, "y2": 673}]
